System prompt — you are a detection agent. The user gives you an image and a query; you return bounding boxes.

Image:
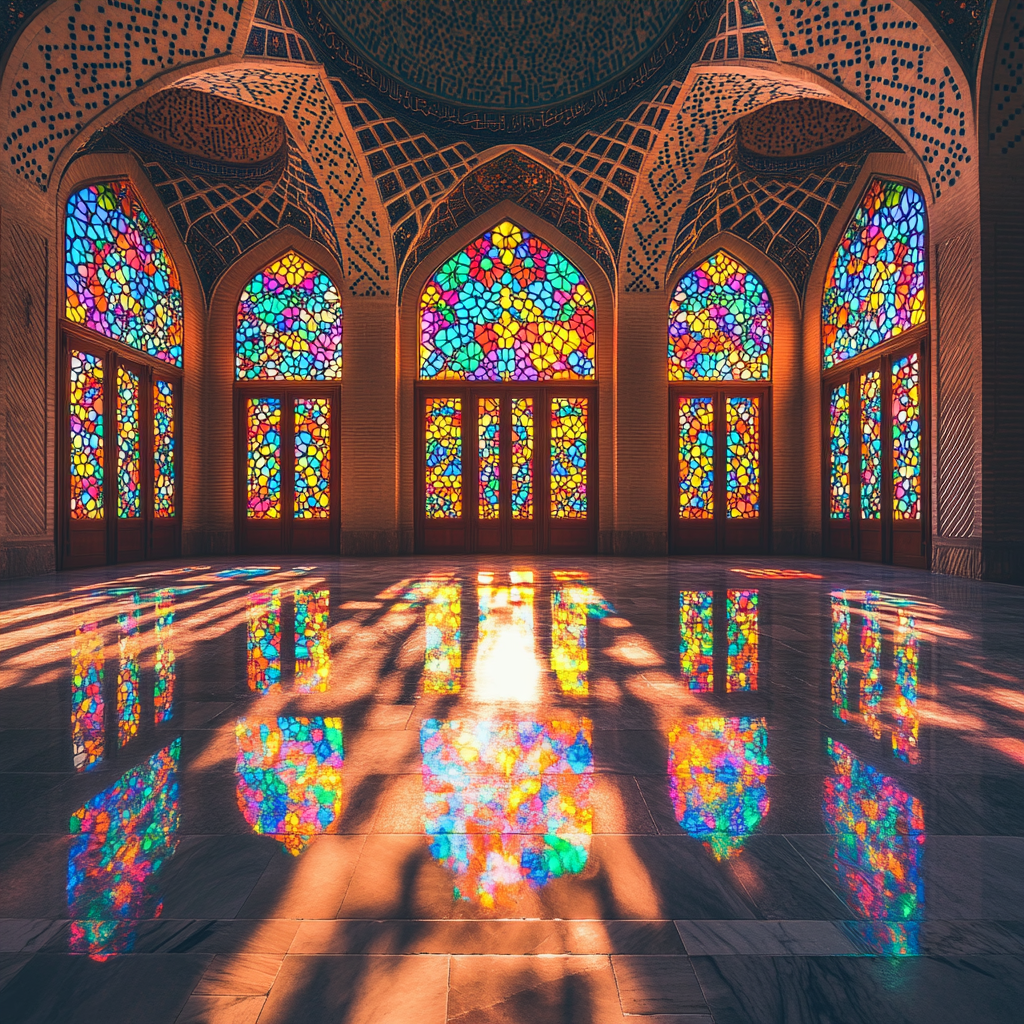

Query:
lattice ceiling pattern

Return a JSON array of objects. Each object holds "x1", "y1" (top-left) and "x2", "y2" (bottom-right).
[{"x1": 698, "y1": 0, "x2": 776, "y2": 61}]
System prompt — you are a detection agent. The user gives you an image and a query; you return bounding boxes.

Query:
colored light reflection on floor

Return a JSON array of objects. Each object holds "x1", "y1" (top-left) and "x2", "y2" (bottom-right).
[
  {"x1": 247, "y1": 589, "x2": 281, "y2": 693},
  {"x1": 729, "y1": 568, "x2": 823, "y2": 579},
  {"x1": 726, "y1": 590, "x2": 758, "y2": 692},
  {"x1": 71, "y1": 621, "x2": 105, "y2": 772},
  {"x1": 153, "y1": 595, "x2": 175, "y2": 723},
  {"x1": 420, "y1": 718, "x2": 593, "y2": 908},
  {"x1": 667, "y1": 717, "x2": 770, "y2": 860},
  {"x1": 116, "y1": 598, "x2": 141, "y2": 747},
  {"x1": 234, "y1": 717, "x2": 345, "y2": 856},
  {"x1": 824, "y1": 738, "x2": 924, "y2": 954},
  {"x1": 294, "y1": 589, "x2": 331, "y2": 693},
  {"x1": 475, "y1": 574, "x2": 539, "y2": 702},
  {"x1": 424, "y1": 583, "x2": 461, "y2": 694},
  {"x1": 680, "y1": 590, "x2": 714, "y2": 692},
  {"x1": 67, "y1": 738, "x2": 181, "y2": 959}
]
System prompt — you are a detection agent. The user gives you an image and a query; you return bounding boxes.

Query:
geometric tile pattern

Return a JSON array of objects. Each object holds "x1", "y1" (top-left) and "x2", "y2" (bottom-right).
[
  {"x1": 244, "y1": 0, "x2": 317, "y2": 63},
  {"x1": 697, "y1": 0, "x2": 776, "y2": 62}
]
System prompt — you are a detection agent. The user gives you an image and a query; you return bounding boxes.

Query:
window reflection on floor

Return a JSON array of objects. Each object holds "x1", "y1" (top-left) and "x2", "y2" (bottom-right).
[{"x1": 474, "y1": 572, "x2": 540, "y2": 703}]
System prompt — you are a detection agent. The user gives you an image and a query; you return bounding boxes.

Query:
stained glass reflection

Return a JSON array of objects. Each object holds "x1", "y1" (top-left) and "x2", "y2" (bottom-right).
[
  {"x1": 247, "y1": 589, "x2": 281, "y2": 693},
  {"x1": 295, "y1": 589, "x2": 331, "y2": 693},
  {"x1": 830, "y1": 592, "x2": 851, "y2": 722},
  {"x1": 475, "y1": 575, "x2": 539, "y2": 702},
  {"x1": 667, "y1": 717, "x2": 770, "y2": 860},
  {"x1": 117, "y1": 599, "x2": 141, "y2": 747},
  {"x1": 153, "y1": 595, "x2": 175, "y2": 723},
  {"x1": 421, "y1": 718, "x2": 593, "y2": 909},
  {"x1": 67, "y1": 738, "x2": 181, "y2": 958},
  {"x1": 680, "y1": 590, "x2": 714, "y2": 692},
  {"x1": 425, "y1": 583, "x2": 462, "y2": 694},
  {"x1": 726, "y1": 590, "x2": 758, "y2": 692},
  {"x1": 893, "y1": 609, "x2": 919, "y2": 764},
  {"x1": 235, "y1": 717, "x2": 344, "y2": 855},
  {"x1": 72, "y1": 621, "x2": 105, "y2": 772}
]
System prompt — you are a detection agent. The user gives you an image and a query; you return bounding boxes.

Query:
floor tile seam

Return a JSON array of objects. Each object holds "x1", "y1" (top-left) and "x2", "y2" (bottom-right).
[{"x1": 775, "y1": 833, "x2": 853, "y2": 920}]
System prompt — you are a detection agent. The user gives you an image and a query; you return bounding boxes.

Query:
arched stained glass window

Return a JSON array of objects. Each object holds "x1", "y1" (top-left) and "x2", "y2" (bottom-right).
[
  {"x1": 419, "y1": 221, "x2": 595, "y2": 381},
  {"x1": 822, "y1": 180, "x2": 926, "y2": 369},
  {"x1": 236, "y1": 252, "x2": 343, "y2": 380},
  {"x1": 65, "y1": 181, "x2": 184, "y2": 368},
  {"x1": 668, "y1": 252, "x2": 772, "y2": 381}
]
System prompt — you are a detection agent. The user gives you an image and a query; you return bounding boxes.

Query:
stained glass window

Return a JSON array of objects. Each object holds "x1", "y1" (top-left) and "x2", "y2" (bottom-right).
[
  {"x1": 153, "y1": 380, "x2": 175, "y2": 517},
  {"x1": 678, "y1": 396, "x2": 714, "y2": 518},
  {"x1": 726, "y1": 396, "x2": 759, "y2": 518},
  {"x1": 425, "y1": 397, "x2": 462, "y2": 518},
  {"x1": 669, "y1": 252, "x2": 772, "y2": 381},
  {"x1": 680, "y1": 591, "x2": 714, "y2": 692},
  {"x1": 892, "y1": 353, "x2": 921, "y2": 519},
  {"x1": 667, "y1": 716, "x2": 770, "y2": 860},
  {"x1": 420, "y1": 718, "x2": 593, "y2": 908},
  {"x1": 860, "y1": 371, "x2": 882, "y2": 519},
  {"x1": 65, "y1": 182, "x2": 184, "y2": 367},
  {"x1": 822, "y1": 180, "x2": 927, "y2": 368},
  {"x1": 247, "y1": 589, "x2": 281, "y2": 694},
  {"x1": 419, "y1": 221, "x2": 595, "y2": 381},
  {"x1": 246, "y1": 398, "x2": 281, "y2": 519},
  {"x1": 424, "y1": 584, "x2": 461, "y2": 694},
  {"x1": 116, "y1": 367, "x2": 141, "y2": 519},
  {"x1": 153, "y1": 595, "x2": 175, "y2": 724},
  {"x1": 478, "y1": 397, "x2": 500, "y2": 519},
  {"x1": 294, "y1": 397, "x2": 331, "y2": 518},
  {"x1": 551, "y1": 397, "x2": 588, "y2": 519},
  {"x1": 829, "y1": 384, "x2": 850, "y2": 518},
  {"x1": 72, "y1": 622, "x2": 105, "y2": 772},
  {"x1": 68, "y1": 739, "x2": 181, "y2": 958},
  {"x1": 70, "y1": 350, "x2": 104, "y2": 520},
  {"x1": 726, "y1": 589, "x2": 758, "y2": 692},
  {"x1": 295, "y1": 589, "x2": 331, "y2": 693},
  {"x1": 236, "y1": 252, "x2": 343, "y2": 380},
  {"x1": 235, "y1": 716, "x2": 344, "y2": 856},
  {"x1": 511, "y1": 397, "x2": 534, "y2": 519},
  {"x1": 117, "y1": 600, "x2": 140, "y2": 747}
]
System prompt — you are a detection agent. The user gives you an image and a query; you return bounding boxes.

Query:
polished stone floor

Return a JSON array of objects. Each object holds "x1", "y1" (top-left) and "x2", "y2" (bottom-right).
[{"x1": 0, "y1": 556, "x2": 1022, "y2": 1023}]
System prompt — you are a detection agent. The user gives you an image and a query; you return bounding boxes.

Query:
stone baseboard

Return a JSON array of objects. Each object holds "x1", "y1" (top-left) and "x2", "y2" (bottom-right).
[
  {"x1": 0, "y1": 539, "x2": 55, "y2": 578},
  {"x1": 341, "y1": 529, "x2": 400, "y2": 556}
]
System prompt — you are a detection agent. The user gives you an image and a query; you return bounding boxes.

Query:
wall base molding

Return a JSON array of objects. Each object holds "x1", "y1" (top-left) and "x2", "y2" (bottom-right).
[
  {"x1": 602, "y1": 530, "x2": 668, "y2": 556},
  {"x1": 932, "y1": 536, "x2": 983, "y2": 579},
  {"x1": 182, "y1": 530, "x2": 234, "y2": 556},
  {"x1": 0, "y1": 540, "x2": 55, "y2": 578},
  {"x1": 341, "y1": 530, "x2": 400, "y2": 556}
]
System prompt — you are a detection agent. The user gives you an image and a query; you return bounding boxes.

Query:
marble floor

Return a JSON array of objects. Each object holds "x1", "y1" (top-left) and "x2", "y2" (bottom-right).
[{"x1": 0, "y1": 556, "x2": 1022, "y2": 1024}]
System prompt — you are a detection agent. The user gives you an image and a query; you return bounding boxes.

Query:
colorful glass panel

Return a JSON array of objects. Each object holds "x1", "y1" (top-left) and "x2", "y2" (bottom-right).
[
  {"x1": 511, "y1": 397, "x2": 534, "y2": 519},
  {"x1": 294, "y1": 397, "x2": 331, "y2": 518},
  {"x1": 667, "y1": 717, "x2": 770, "y2": 860},
  {"x1": 247, "y1": 589, "x2": 281, "y2": 694},
  {"x1": 419, "y1": 221, "x2": 595, "y2": 381},
  {"x1": 822, "y1": 180, "x2": 927, "y2": 368},
  {"x1": 72, "y1": 622, "x2": 105, "y2": 772},
  {"x1": 551, "y1": 585, "x2": 598, "y2": 696},
  {"x1": 65, "y1": 182, "x2": 184, "y2": 367},
  {"x1": 678, "y1": 395, "x2": 714, "y2": 518},
  {"x1": 829, "y1": 383, "x2": 850, "y2": 518},
  {"x1": 824, "y1": 739, "x2": 924, "y2": 953},
  {"x1": 117, "y1": 600, "x2": 140, "y2": 747},
  {"x1": 550, "y1": 397, "x2": 587, "y2": 519},
  {"x1": 425, "y1": 397, "x2": 462, "y2": 518},
  {"x1": 235, "y1": 252, "x2": 343, "y2": 380},
  {"x1": 235, "y1": 717, "x2": 344, "y2": 856},
  {"x1": 893, "y1": 609, "x2": 919, "y2": 764},
  {"x1": 726, "y1": 396, "x2": 759, "y2": 518},
  {"x1": 668, "y1": 252, "x2": 772, "y2": 381},
  {"x1": 68, "y1": 739, "x2": 181, "y2": 958},
  {"x1": 295, "y1": 589, "x2": 331, "y2": 693},
  {"x1": 680, "y1": 591, "x2": 714, "y2": 692},
  {"x1": 116, "y1": 367, "x2": 141, "y2": 519},
  {"x1": 860, "y1": 370, "x2": 882, "y2": 519},
  {"x1": 726, "y1": 589, "x2": 758, "y2": 692},
  {"x1": 246, "y1": 398, "x2": 281, "y2": 519},
  {"x1": 153, "y1": 596, "x2": 175, "y2": 724},
  {"x1": 892, "y1": 353, "x2": 921, "y2": 519},
  {"x1": 152, "y1": 379, "x2": 175, "y2": 517},
  {"x1": 420, "y1": 718, "x2": 593, "y2": 908},
  {"x1": 478, "y1": 397, "x2": 501, "y2": 519},
  {"x1": 70, "y1": 350, "x2": 104, "y2": 520},
  {"x1": 424, "y1": 584, "x2": 462, "y2": 694}
]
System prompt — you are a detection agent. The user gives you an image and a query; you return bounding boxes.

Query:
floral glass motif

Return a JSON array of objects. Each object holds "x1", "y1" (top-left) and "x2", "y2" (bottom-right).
[
  {"x1": 65, "y1": 182, "x2": 184, "y2": 367},
  {"x1": 68, "y1": 739, "x2": 181, "y2": 958},
  {"x1": 822, "y1": 180, "x2": 927, "y2": 369},
  {"x1": 478, "y1": 397, "x2": 501, "y2": 519},
  {"x1": 678, "y1": 396, "x2": 714, "y2": 518},
  {"x1": 247, "y1": 589, "x2": 281, "y2": 694},
  {"x1": 550, "y1": 398, "x2": 588, "y2": 519},
  {"x1": 72, "y1": 622, "x2": 105, "y2": 772},
  {"x1": 153, "y1": 595, "x2": 175, "y2": 724},
  {"x1": 153, "y1": 380, "x2": 175, "y2": 517},
  {"x1": 892, "y1": 353, "x2": 921, "y2": 519},
  {"x1": 511, "y1": 397, "x2": 534, "y2": 519},
  {"x1": 824, "y1": 738, "x2": 924, "y2": 953},
  {"x1": 294, "y1": 398, "x2": 331, "y2": 518},
  {"x1": 726, "y1": 396, "x2": 759, "y2": 518},
  {"x1": 668, "y1": 717, "x2": 771, "y2": 861},
  {"x1": 860, "y1": 371, "x2": 882, "y2": 519},
  {"x1": 295, "y1": 589, "x2": 331, "y2": 693},
  {"x1": 246, "y1": 398, "x2": 281, "y2": 519},
  {"x1": 669, "y1": 252, "x2": 772, "y2": 381},
  {"x1": 829, "y1": 383, "x2": 850, "y2": 518},
  {"x1": 424, "y1": 584, "x2": 462, "y2": 694},
  {"x1": 420, "y1": 718, "x2": 593, "y2": 908},
  {"x1": 680, "y1": 591, "x2": 714, "y2": 692},
  {"x1": 236, "y1": 252, "x2": 343, "y2": 380},
  {"x1": 425, "y1": 397, "x2": 462, "y2": 518},
  {"x1": 235, "y1": 717, "x2": 344, "y2": 856},
  {"x1": 70, "y1": 350, "x2": 104, "y2": 520},
  {"x1": 117, "y1": 600, "x2": 141, "y2": 747},
  {"x1": 419, "y1": 221, "x2": 595, "y2": 381},
  {"x1": 116, "y1": 367, "x2": 141, "y2": 519},
  {"x1": 726, "y1": 590, "x2": 758, "y2": 692}
]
